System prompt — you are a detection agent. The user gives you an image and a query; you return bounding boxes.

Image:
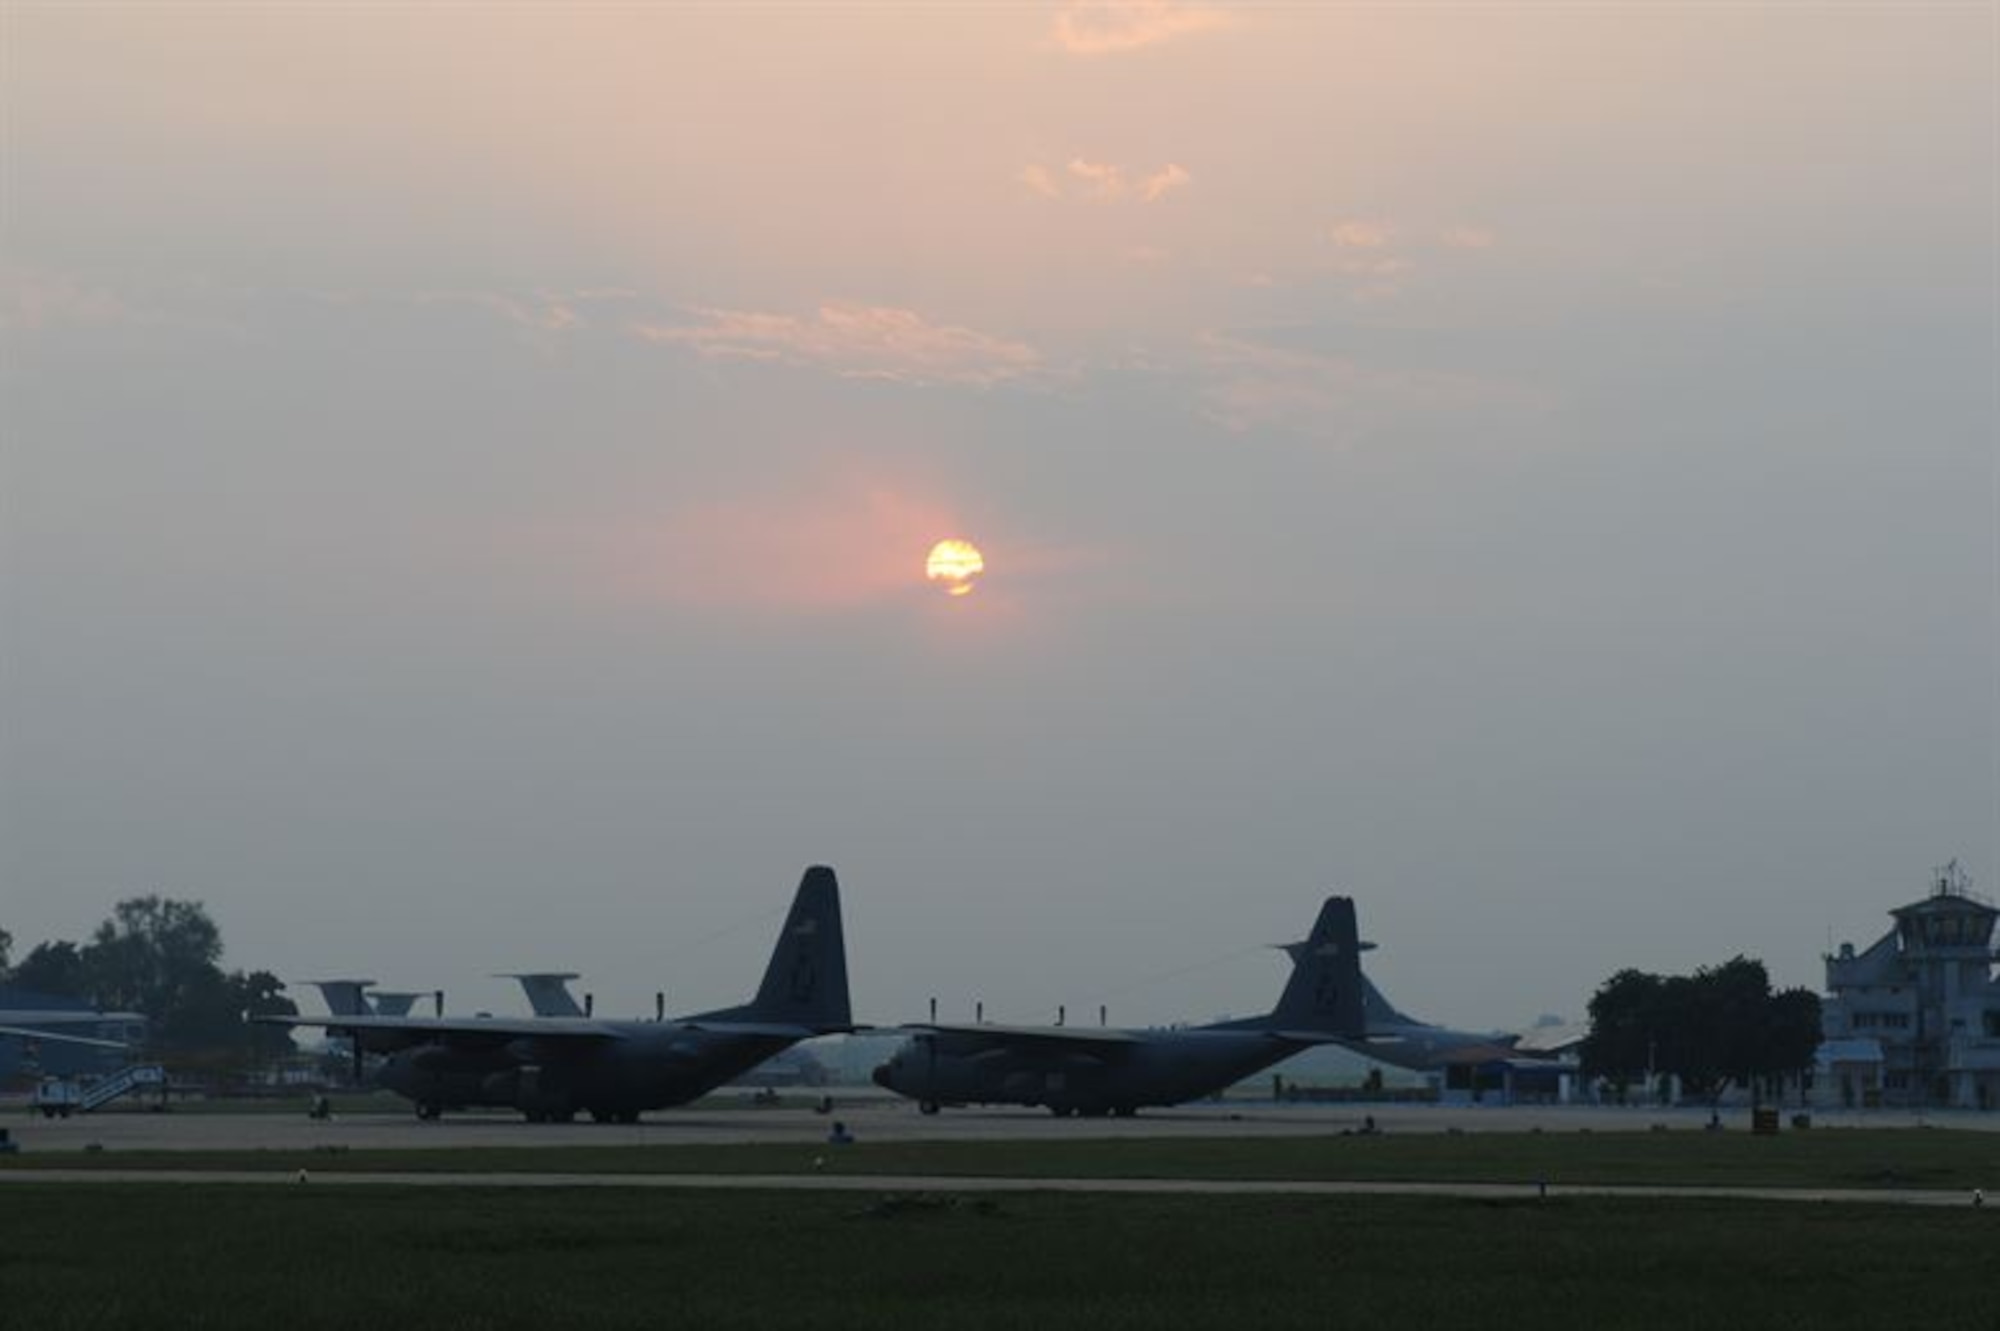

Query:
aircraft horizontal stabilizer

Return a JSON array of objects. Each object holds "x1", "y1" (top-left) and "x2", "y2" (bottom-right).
[
  {"x1": 0, "y1": 1023, "x2": 131, "y2": 1050},
  {"x1": 255, "y1": 1014, "x2": 622, "y2": 1043}
]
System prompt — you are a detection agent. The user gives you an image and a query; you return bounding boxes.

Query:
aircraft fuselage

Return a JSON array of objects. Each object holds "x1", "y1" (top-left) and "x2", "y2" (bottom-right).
[
  {"x1": 1341, "y1": 1022, "x2": 1516, "y2": 1072},
  {"x1": 372, "y1": 1025, "x2": 796, "y2": 1122},
  {"x1": 872, "y1": 1028, "x2": 1304, "y2": 1115}
]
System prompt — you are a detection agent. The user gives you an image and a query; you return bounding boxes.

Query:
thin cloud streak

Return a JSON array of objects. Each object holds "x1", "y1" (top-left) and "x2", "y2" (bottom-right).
[
  {"x1": 635, "y1": 304, "x2": 1042, "y2": 387},
  {"x1": 1018, "y1": 163, "x2": 1062, "y2": 198},
  {"x1": 1020, "y1": 158, "x2": 1191, "y2": 202},
  {"x1": 1068, "y1": 157, "x2": 1128, "y2": 198},
  {"x1": 1141, "y1": 163, "x2": 1191, "y2": 202},
  {"x1": 1051, "y1": 2, "x2": 1237, "y2": 55},
  {"x1": 1, "y1": 265, "x2": 141, "y2": 331},
  {"x1": 1440, "y1": 225, "x2": 1498, "y2": 250},
  {"x1": 1196, "y1": 332, "x2": 1552, "y2": 440},
  {"x1": 1329, "y1": 220, "x2": 1395, "y2": 249}
]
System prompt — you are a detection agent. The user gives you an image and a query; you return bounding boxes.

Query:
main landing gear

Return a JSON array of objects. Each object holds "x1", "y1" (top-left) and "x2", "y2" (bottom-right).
[
  {"x1": 522, "y1": 1109, "x2": 576, "y2": 1124},
  {"x1": 589, "y1": 1108, "x2": 643, "y2": 1125}
]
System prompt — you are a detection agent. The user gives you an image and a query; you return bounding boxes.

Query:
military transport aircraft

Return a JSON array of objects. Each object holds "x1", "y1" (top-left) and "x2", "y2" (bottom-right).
[
  {"x1": 264, "y1": 865, "x2": 852, "y2": 1123},
  {"x1": 870, "y1": 895, "x2": 1367, "y2": 1116},
  {"x1": 1334, "y1": 902, "x2": 1521, "y2": 1071}
]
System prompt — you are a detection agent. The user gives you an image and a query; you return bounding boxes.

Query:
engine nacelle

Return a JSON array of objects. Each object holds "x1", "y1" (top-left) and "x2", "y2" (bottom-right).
[
  {"x1": 479, "y1": 1064, "x2": 572, "y2": 1116},
  {"x1": 408, "y1": 1044, "x2": 456, "y2": 1072}
]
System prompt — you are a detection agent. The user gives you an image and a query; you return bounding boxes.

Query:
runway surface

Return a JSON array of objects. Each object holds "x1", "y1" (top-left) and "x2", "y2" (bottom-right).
[
  {"x1": 6, "y1": 1095, "x2": 1995, "y2": 1154},
  {"x1": 0, "y1": 1166, "x2": 1988, "y2": 1210}
]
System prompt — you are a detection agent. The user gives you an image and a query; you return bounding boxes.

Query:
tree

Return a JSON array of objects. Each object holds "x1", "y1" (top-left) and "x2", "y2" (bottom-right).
[
  {"x1": 10, "y1": 940, "x2": 89, "y2": 999},
  {"x1": 1581, "y1": 956, "x2": 1822, "y2": 1105},
  {"x1": 1763, "y1": 985, "x2": 1825, "y2": 1102},
  {"x1": 232, "y1": 969, "x2": 298, "y2": 1060},
  {"x1": 0, "y1": 925, "x2": 12, "y2": 979},
  {"x1": 1580, "y1": 968, "x2": 1668, "y2": 1098},
  {"x1": 80, "y1": 896, "x2": 229, "y2": 1050},
  {"x1": 84, "y1": 896, "x2": 222, "y2": 1010}
]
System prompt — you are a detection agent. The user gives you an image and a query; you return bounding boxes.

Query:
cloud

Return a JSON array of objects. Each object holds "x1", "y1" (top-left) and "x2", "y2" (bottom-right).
[
  {"x1": 1067, "y1": 157, "x2": 1128, "y2": 198},
  {"x1": 1018, "y1": 163, "x2": 1063, "y2": 198},
  {"x1": 0, "y1": 265, "x2": 138, "y2": 331},
  {"x1": 1051, "y1": 2, "x2": 1237, "y2": 55},
  {"x1": 416, "y1": 290, "x2": 591, "y2": 335},
  {"x1": 1329, "y1": 220, "x2": 1395, "y2": 249},
  {"x1": 1197, "y1": 333, "x2": 1550, "y2": 440},
  {"x1": 1315, "y1": 220, "x2": 1496, "y2": 297},
  {"x1": 1020, "y1": 158, "x2": 1190, "y2": 203},
  {"x1": 636, "y1": 303, "x2": 1041, "y2": 387},
  {"x1": 1333, "y1": 255, "x2": 1414, "y2": 279},
  {"x1": 1141, "y1": 163, "x2": 1191, "y2": 202},
  {"x1": 1323, "y1": 221, "x2": 1417, "y2": 296},
  {"x1": 391, "y1": 287, "x2": 646, "y2": 349},
  {"x1": 1440, "y1": 225, "x2": 1498, "y2": 250}
]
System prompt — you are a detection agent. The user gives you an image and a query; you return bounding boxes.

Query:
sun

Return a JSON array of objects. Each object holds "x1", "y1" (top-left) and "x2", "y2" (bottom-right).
[{"x1": 925, "y1": 538, "x2": 985, "y2": 597}]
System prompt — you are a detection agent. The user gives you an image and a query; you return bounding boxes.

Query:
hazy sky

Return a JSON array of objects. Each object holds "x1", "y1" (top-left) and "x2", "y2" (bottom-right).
[{"x1": 3, "y1": 3, "x2": 1993, "y2": 1033}]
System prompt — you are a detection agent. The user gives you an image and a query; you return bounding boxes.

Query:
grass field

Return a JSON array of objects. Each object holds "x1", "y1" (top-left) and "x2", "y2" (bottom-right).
[
  {"x1": 6, "y1": 1127, "x2": 1998, "y2": 1191},
  {"x1": 2, "y1": 1182, "x2": 1995, "y2": 1330}
]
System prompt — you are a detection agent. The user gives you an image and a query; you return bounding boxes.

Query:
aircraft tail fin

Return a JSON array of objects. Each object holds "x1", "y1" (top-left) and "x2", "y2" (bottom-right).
[
  {"x1": 497, "y1": 973, "x2": 585, "y2": 1018},
  {"x1": 1263, "y1": 896, "x2": 1368, "y2": 1037},
  {"x1": 1361, "y1": 973, "x2": 1419, "y2": 1028},
  {"x1": 698, "y1": 866, "x2": 852, "y2": 1032},
  {"x1": 306, "y1": 979, "x2": 376, "y2": 1018},
  {"x1": 364, "y1": 991, "x2": 423, "y2": 1018}
]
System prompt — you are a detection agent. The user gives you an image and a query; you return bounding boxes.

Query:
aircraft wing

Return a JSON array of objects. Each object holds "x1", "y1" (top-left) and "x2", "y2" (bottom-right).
[
  {"x1": 0, "y1": 1023, "x2": 130, "y2": 1050},
  {"x1": 256, "y1": 1013, "x2": 624, "y2": 1051},
  {"x1": 259, "y1": 1012, "x2": 857, "y2": 1046},
  {"x1": 906, "y1": 1022, "x2": 1143, "y2": 1052},
  {"x1": 675, "y1": 1019, "x2": 854, "y2": 1039}
]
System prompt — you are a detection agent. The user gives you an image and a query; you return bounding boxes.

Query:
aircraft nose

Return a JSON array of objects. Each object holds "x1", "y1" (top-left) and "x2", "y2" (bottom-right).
[{"x1": 871, "y1": 1061, "x2": 895, "y2": 1090}]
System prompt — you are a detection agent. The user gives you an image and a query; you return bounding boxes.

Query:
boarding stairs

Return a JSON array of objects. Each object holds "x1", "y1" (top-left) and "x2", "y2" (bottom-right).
[{"x1": 79, "y1": 1063, "x2": 165, "y2": 1112}]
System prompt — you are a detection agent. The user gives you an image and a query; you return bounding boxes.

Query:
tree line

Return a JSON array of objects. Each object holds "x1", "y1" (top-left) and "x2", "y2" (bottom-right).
[
  {"x1": 1580, "y1": 956, "x2": 1822, "y2": 1105},
  {"x1": 0, "y1": 896, "x2": 296, "y2": 1064}
]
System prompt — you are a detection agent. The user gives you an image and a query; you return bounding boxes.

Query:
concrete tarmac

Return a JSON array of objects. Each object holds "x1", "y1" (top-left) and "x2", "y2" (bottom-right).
[
  {"x1": 6, "y1": 1095, "x2": 1995, "y2": 1154},
  {"x1": 0, "y1": 1166, "x2": 1990, "y2": 1211}
]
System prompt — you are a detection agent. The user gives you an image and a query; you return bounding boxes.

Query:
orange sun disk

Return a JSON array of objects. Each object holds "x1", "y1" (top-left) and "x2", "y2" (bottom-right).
[{"x1": 925, "y1": 538, "x2": 985, "y2": 597}]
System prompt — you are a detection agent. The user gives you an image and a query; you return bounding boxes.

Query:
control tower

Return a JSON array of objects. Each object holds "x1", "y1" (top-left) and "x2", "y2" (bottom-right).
[{"x1": 1824, "y1": 861, "x2": 2000, "y2": 1109}]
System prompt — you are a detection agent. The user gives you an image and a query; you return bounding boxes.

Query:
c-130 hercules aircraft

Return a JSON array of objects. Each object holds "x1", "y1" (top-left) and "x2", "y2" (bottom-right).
[
  {"x1": 872, "y1": 895, "x2": 1368, "y2": 1116},
  {"x1": 264, "y1": 866, "x2": 851, "y2": 1123},
  {"x1": 873, "y1": 894, "x2": 1518, "y2": 1114}
]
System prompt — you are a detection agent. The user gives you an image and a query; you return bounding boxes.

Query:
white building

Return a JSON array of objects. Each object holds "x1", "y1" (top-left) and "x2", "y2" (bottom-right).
[{"x1": 1820, "y1": 862, "x2": 2000, "y2": 1110}]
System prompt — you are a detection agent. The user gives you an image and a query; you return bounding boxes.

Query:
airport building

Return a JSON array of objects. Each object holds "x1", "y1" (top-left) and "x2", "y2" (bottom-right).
[{"x1": 1818, "y1": 862, "x2": 2000, "y2": 1111}]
